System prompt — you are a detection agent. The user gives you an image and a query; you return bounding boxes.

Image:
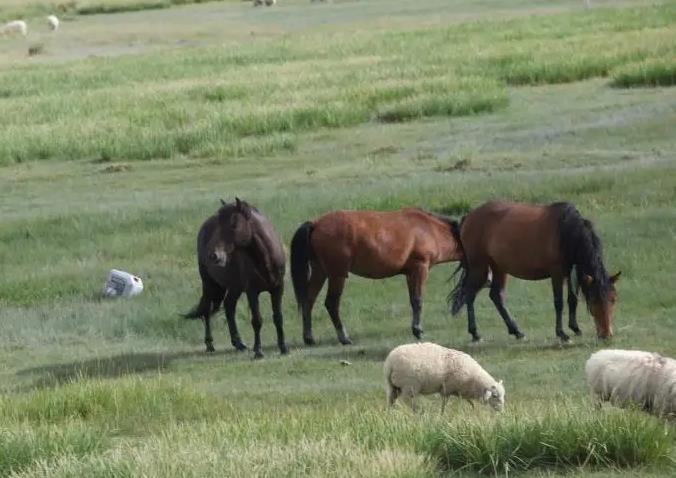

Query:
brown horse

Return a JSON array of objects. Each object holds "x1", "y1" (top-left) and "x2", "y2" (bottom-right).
[
  {"x1": 450, "y1": 201, "x2": 620, "y2": 342},
  {"x1": 185, "y1": 198, "x2": 287, "y2": 359},
  {"x1": 290, "y1": 208, "x2": 463, "y2": 345}
]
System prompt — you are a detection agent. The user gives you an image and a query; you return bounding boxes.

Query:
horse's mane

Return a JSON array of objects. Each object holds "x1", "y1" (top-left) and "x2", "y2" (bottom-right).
[
  {"x1": 420, "y1": 209, "x2": 460, "y2": 232},
  {"x1": 554, "y1": 202, "x2": 611, "y2": 309}
]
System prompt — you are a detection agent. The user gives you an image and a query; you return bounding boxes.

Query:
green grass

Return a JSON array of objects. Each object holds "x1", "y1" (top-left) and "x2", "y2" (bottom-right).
[
  {"x1": 425, "y1": 406, "x2": 673, "y2": 474},
  {"x1": 1, "y1": 0, "x2": 676, "y2": 476},
  {"x1": 0, "y1": 0, "x2": 233, "y2": 21},
  {"x1": 0, "y1": 2, "x2": 673, "y2": 164},
  {"x1": 611, "y1": 57, "x2": 676, "y2": 88}
]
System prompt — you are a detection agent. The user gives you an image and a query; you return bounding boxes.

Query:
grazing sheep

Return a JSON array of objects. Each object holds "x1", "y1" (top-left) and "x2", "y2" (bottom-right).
[
  {"x1": 47, "y1": 15, "x2": 60, "y2": 32},
  {"x1": 384, "y1": 342, "x2": 505, "y2": 413},
  {"x1": 586, "y1": 349, "x2": 676, "y2": 416},
  {"x1": 265, "y1": 0, "x2": 277, "y2": 5},
  {"x1": 0, "y1": 20, "x2": 28, "y2": 37}
]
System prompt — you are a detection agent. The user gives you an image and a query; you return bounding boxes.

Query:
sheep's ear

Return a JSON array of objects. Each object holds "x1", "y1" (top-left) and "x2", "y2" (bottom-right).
[
  {"x1": 499, "y1": 379, "x2": 503, "y2": 386},
  {"x1": 483, "y1": 389, "x2": 492, "y2": 401}
]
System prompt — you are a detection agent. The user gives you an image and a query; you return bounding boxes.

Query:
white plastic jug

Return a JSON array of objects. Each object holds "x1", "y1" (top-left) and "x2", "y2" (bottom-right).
[{"x1": 103, "y1": 269, "x2": 144, "y2": 298}]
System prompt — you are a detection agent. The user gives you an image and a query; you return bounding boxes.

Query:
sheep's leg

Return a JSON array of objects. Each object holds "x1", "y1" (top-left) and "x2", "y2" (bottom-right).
[
  {"x1": 488, "y1": 270, "x2": 525, "y2": 339},
  {"x1": 401, "y1": 388, "x2": 418, "y2": 412},
  {"x1": 246, "y1": 291, "x2": 264, "y2": 359},
  {"x1": 302, "y1": 263, "x2": 326, "y2": 346},
  {"x1": 325, "y1": 275, "x2": 352, "y2": 345},
  {"x1": 224, "y1": 289, "x2": 247, "y2": 351},
  {"x1": 387, "y1": 385, "x2": 400, "y2": 408},
  {"x1": 440, "y1": 395, "x2": 449, "y2": 415},
  {"x1": 406, "y1": 262, "x2": 429, "y2": 340},
  {"x1": 567, "y1": 273, "x2": 581, "y2": 335},
  {"x1": 552, "y1": 273, "x2": 569, "y2": 342}
]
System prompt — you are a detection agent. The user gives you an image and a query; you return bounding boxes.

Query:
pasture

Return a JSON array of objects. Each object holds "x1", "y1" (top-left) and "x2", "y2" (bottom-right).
[{"x1": 0, "y1": 0, "x2": 675, "y2": 476}]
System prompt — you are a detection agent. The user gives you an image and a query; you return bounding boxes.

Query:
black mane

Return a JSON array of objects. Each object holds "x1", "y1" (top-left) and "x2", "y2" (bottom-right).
[{"x1": 554, "y1": 202, "x2": 612, "y2": 308}]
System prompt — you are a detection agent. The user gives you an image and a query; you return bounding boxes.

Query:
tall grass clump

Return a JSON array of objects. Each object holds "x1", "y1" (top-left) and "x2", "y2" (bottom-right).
[
  {"x1": 0, "y1": 423, "x2": 108, "y2": 476},
  {"x1": 610, "y1": 57, "x2": 676, "y2": 88},
  {"x1": 0, "y1": 376, "x2": 220, "y2": 432},
  {"x1": 423, "y1": 407, "x2": 673, "y2": 474}
]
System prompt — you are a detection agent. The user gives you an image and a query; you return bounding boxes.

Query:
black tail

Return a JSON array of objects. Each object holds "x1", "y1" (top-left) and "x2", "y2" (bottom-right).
[
  {"x1": 448, "y1": 216, "x2": 468, "y2": 315},
  {"x1": 290, "y1": 221, "x2": 314, "y2": 312}
]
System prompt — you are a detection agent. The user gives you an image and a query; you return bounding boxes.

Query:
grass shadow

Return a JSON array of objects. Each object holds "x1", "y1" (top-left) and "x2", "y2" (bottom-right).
[{"x1": 16, "y1": 349, "x2": 229, "y2": 389}]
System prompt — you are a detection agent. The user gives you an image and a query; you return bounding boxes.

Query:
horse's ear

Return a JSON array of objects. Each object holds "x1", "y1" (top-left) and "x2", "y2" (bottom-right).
[
  {"x1": 610, "y1": 271, "x2": 621, "y2": 283},
  {"x1": 582, "y1": 274, "x2": 594, "y2": 285},
  {"x1": 220, "y1": 198, "x2": 226, "y2": 206},
  {"x1": 235, "y1": 197, "x2": 251, "y2": 219}
]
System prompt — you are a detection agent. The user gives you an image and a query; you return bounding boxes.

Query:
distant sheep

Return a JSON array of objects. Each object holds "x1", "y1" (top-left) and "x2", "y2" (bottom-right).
[
  {"x1": 586, "y1": 349, "x2": 676, "y2": 416},
  {"x1": 265, "y1": 0, "x2": 276, "y2": 5},
  {"x1": 253, "y1": 0, "x2": 275, "y2": 6},
  {"x1": 384, "y1": 342, "x2": 505, "y2": 413},
  {"x1": 0, "y1": 20, "x2": 28, "y2": 37},
  {"x1": 47, "y1": 15, "x2": 60, "y2": 32}
]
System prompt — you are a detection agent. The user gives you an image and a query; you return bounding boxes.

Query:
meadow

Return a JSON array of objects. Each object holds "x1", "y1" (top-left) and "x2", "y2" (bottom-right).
[{"x1": 0, "y1": 0, "x2": 675, "y2": 476}]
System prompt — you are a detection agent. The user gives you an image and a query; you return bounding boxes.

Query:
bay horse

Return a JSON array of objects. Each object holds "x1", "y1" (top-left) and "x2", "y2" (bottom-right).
[
  {"x1": 290, "y1": 208, "x2": 463, "y2": 346},
  {"x1": 450, "y1": 201, "x2": 620, "y2": 342},
  {"x1": 185, "y1": 198, "x2": 287, "y2": 359}
]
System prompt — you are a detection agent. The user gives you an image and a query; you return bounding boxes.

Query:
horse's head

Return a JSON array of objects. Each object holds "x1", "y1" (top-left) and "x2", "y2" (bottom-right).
[
  {"x1": 206, "y1": 198, "x2": 254, "y2": 266},
  {"x1": 584, "y1": 271, "x2": 621, "y2": 339}
]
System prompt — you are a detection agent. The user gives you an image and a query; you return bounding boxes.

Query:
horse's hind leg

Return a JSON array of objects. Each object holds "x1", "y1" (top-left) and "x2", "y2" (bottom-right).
[
  {"x1": 406, "y1": 263, "x2": 429, "y2": 340},
  {"x1": 488, "y1": 270, "x2": 525, "y2": 339},
  {"x1": 567, "y1": 274, "x2": 581, "y2": 336},
  {"x1": 303, "y1": 264, "x2": 327, "y2": 346},
  {"x1": 246, "y1": 291, "x2": 265, "y2": 359},
  {"x1": 552, "y1": 273, "x2": 569, "y2": 342},
  {"x1": 270, "y1": 286, "x2": 288, "y2": 355},
  {"x1": 325, "y1": 275, "x2": 352, "y2": 345},
  {"x1": 224, "y1": 288, "x2": 247, "y2": 351}
]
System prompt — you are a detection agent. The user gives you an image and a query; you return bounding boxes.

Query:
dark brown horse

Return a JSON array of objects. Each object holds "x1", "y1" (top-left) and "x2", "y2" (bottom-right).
[
  {"x1": 290, "y1": 208, "x2": 463, "y2": 345},
  {"x1": 450, "y1": 201, "x2": 620, "y2": 342},
  {"x1": 185, "y1": 198, "x2": 287, "y2": 358}
]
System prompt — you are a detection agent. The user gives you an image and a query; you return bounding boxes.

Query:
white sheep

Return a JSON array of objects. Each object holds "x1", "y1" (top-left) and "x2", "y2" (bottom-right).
[
  {"x1": 265, "y1": 0, "x2": 277, "y2": 5},
  {"x1": 384, "y1": 342, "x2": 505, "y2": 413},
  {"x1": 47, "y1": 15, "x2": 60, "y2": 32},
  {"x1": 0, "y1": 20, "x2": 28, "y2": 37},
  {"x1": 586, "y1": 349, "x2": 676, "y2": 416}
]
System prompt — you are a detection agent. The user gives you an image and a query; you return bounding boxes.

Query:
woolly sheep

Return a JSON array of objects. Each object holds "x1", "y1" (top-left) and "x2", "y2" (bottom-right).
[
  {"x1": 586, "y1": 349, "x2": 676, "y2": 416},
  {"x1": 384, "y1": 342, "x2": 505, "y2": 413},
  {"x1": 0, "y1": 20, "x2": 28, "y2": 37},
  {"x1": 265, "y1": 0, "x2": 277, "y2": 5},
  {"x1": 47, "y1": 15, "x2": 60, "y2": 32}
]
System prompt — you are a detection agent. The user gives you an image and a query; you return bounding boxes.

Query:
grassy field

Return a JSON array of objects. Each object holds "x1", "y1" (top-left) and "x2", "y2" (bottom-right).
[{"x1": 1, "y1": 0, "x2": 675, "y2": 476}]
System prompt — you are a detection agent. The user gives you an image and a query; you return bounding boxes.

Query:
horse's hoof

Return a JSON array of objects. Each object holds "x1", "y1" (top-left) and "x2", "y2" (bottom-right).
[
  {"x1": 233, "y1": 342, "x2": 248, "y2": 352},
  {"x1": 514, "y1": 332, "x2": 526, "y2": 340},
  {"x1": 572, "y1": 329, "x2": 582, "y2": 337},
  {"x1": 471, "y1": 336, "x2": 482, "y2": 343},
  {"x1": 279, "y1": 344, "x2": 289, "y2": 355},
  {"x1": 303, "y1": 337, "x2": 316, "y2": 346},
  {"x1": 412, "y1": 328, "x2": 423, "y2": 340},
  {"x1": 253, "y1": 351, "x2": 264, "y2": 360},
  {"x1": 339, "y1": 338, "x2": 353, "y2": 346},
  {"x1": 206, "y1": 345, "x2": 215, "y2": 353}
]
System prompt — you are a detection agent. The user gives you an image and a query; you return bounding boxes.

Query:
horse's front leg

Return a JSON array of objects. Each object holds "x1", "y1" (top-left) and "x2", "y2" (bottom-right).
[
  {"x1": 406, "y1": 263, "x2": 429, "y2": 340},
  {"x1": 246, "y1": 290, "x2": 265, "y2": 359},
  {"x1": 552, "y1": 274, "x2": 569, "y2": 342},
  {"x1": 567, "y1": 272, "x2": 581, "y2": 336},
  {"x1": 224, "y1": 288, "x2": 247, "y2": 351},
  {"x1": 270, "y1": 286, "x2": 288, "y2": 355}
]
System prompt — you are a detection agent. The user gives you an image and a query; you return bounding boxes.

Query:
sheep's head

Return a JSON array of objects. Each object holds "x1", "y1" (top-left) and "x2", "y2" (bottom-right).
[{"x1": 483, "y1": 380, "x2": 505, "y2": 411}]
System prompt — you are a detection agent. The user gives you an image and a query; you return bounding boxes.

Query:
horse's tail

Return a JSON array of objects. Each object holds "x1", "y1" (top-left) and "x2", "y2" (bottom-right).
[
  {"x1": 448, "y1": 216, "x2": 468, "y2": 315},
  {"x1": 290, "y1": 221, "x2": 314, "y2": 311}
]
